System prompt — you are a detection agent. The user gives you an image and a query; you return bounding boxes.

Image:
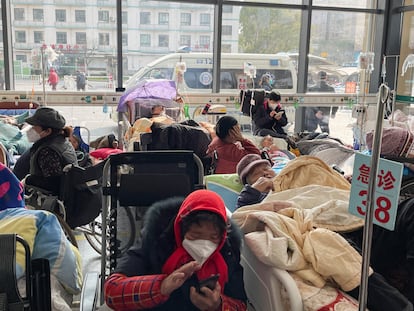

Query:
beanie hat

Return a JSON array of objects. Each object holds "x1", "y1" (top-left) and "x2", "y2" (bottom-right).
[
  {"x1": 366, "y1": 127, "x2": 414, "y2": 157},
  {"x1": 25, "y1": 107, "x2": 66, "y2": 129},
  {"x1": 215, "y1": 116, "x2": 238, "y2": 139},
  {"x1": 268, "y1": 91, "x2": 281, "y2": 102},
  {"x1": 237, "y1": 154, "x2": 270, "y2": 185}
]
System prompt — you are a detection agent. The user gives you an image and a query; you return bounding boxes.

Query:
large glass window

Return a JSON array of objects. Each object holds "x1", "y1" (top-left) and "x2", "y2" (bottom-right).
[{"x1": 312, "y1": 0, "x2": 376, "y2": 9}]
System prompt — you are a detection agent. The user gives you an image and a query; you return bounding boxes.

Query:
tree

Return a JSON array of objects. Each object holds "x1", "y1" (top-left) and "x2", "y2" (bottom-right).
[{"x1": 238, "y1": 7, "x2": 301, "y2": 54}]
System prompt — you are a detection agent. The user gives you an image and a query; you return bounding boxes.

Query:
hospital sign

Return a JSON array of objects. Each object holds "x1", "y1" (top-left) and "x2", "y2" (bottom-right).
[{"x1": 349, "y1": 152, "x2": 403, "y2": 231}]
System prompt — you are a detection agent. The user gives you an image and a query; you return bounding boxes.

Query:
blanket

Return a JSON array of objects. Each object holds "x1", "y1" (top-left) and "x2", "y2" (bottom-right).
[
  {"x1": 272, "y1": 155, "x2": 351, "y2": 192},
  {"x1": 0, "y1": 122, "x2": 31, "y2": 155},
  {"x1": 232, "y1": 185, "x2": 372, "y2": 291}
]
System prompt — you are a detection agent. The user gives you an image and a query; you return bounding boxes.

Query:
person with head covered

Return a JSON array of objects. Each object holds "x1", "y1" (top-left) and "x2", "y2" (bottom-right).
[
  {"x1": 23, "y1": 107, "x2": 77, "y2": 193},
  {"x1": 104, "y1": 189, "x2": 247, "y2": 311},
  {"x1": 206, "y1": 115, "x2": 260, "y2": 174}
]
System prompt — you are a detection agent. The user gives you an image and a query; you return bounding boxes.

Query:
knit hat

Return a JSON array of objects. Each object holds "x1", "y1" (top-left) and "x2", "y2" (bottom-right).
[
  {"x1": 268, "y1": 91, "x2": 281, "y2": 102},
  {"x1": 366, "y1": 127, "x2": 414, "y2": 157},
  {"x1": 25, "y1": 107, "x2": 66, "y2": 129},
  {"x1": 215, "y1": 116, "x2": 238, "y2": 139},
  {"x1": 237, "y1": 154, "x2": 270, "y2": 184}
]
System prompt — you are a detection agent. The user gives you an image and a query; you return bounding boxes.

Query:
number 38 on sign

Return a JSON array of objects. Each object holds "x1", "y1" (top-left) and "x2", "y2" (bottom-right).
[{"x1": 348, "y1": 153, "x2": 403, "y2": 231}]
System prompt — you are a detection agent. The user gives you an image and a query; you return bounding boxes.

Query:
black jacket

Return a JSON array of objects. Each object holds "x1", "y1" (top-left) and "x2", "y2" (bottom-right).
[{"x1": 114, "y1": 197, "x2": 248, "y2": 310}]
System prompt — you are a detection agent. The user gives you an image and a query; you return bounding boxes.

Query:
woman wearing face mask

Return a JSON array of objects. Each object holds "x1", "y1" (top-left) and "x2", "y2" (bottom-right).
[
  {"x1": 104, "y1": 189, "x2": 247, "y2": 311},
  {"x1": 252, "y1": 91, "x2": 288, "y2": 139},
  {"x1": 23, "y1": 107, "x2": 77, "y2": 193}
]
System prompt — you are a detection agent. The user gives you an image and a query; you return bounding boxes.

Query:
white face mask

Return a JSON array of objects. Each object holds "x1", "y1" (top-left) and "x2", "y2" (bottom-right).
[
  {"x1": 182, "y1": 238, "x2": 218, "y2": 266},
  {"x1": 269, "y1": 103, "x2": 277, "y2": 110},
  {"x1": 25, "y1": 127, "x2": 42, "y2": 143}
]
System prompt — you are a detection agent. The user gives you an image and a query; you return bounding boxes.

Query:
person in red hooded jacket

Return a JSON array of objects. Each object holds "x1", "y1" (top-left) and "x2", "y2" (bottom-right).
[
  {"x1": 104, "y1": 189, "x2": 247, "y2": 310},
  {"x1": 48, "y1": 68, "x2": 59, "y2": 90}
]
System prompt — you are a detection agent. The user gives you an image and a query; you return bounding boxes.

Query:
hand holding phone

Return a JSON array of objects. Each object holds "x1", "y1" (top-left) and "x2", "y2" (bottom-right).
[{"x1": 196, "y1": 274, "x2": 220, "y2": 294}]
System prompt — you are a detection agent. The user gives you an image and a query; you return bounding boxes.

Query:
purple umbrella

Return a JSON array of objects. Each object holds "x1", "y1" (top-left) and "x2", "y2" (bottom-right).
[{"x1": 117, "y1": 79, "x2": 177, "y2": 112}]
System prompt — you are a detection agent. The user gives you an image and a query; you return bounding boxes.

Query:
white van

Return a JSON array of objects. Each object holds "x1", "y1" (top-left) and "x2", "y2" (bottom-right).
[{"x1": 125, "y1": 53, "x2": 297, "y2": 94}]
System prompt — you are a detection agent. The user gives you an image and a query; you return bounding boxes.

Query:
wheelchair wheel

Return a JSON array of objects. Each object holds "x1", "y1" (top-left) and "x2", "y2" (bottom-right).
[
  {"x1": 399, "y1": 178, "x2": 414, "y2": 203},
  {"x1": 83, "y1": 205, "x2": 136, "y2": 256}
]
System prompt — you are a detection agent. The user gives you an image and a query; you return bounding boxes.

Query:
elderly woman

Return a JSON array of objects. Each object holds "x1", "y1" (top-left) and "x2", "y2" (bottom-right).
[{"x1": 24, "y1": 107, "x2": 77, "y2": 193}]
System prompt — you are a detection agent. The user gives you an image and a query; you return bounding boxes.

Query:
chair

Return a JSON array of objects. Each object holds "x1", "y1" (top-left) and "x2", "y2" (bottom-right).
[
  {"x1": 0, "y1": 234, "x2": 52, "y2": 311},
  {"x1": 98, "y1": 150, "x2": 205, "y2": 304}
]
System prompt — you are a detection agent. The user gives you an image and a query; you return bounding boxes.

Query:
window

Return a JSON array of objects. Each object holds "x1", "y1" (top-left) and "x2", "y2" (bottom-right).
[
  {"x1": 34, "y1": 31, "x2": 44, "y2": 44},
  {"x1": 159, "y1": 12, "x2": 169, "y2": 25},
  {"x1": 33, "y1": 9, "x2": 43, "y2": 22},
  {"x1": 99, "y1": 11, "x2": 110, "y2": 22},
  {"x1": 75, "y1": 10, "x2": 86, "y2": 23},
  {"x1": 16, "y1": 55, "x2": 27, "y2": 63},
  {"x1": 222, "y1": 44, "x2": 231, "y2": 53},
  {"x1": 222, "y1": 25, "x2": 232, "y2": 36},
  {"x1": 158, "y1": 35, "x2": 169, "y2": 47},
  {"x1": 14, "y1": 8, "x2": 25, "y2": 21},
  {"x1": 181, "y1": 13, "x2": 191, "y2": 26},
  {"x1": 180, "y1": 35, "x2": 191, "y2": 46},
  {"x1": 223, "y1": 5, "x2": 233, "y2": 13},
  {"x1": 140, "y1": 34, "x2": 151, "y2": 47},
  {"x1": 140, "y1": 12, "x2": 150, "y2": 24},
  {"x1": 200, "y1": 35, "x2": 210, "y2": 48},
  {"x1": 99, "y1": 33, "x2": 110, "y2": 45},
  {"x1": 122, "y1": 33, "x2": 128, "y2": 46},
  {"x1": 15, "y1": 31, "x2": 26, "y2": 43},
  {"x1": 76, "y1": 32, "x2": 87, "y2": 45},
  {"x1": 55, "y1": 9, "x2": 66, "y2": 22},
  {"x1": 56, "y1": 32, "x2": 67, "y2": 44},
  {"x1": 200, "y1": 13, "x2": 210, "y2": 26},
  {"x1": 122, "y1": 11, "x2": 128, "y2": 24}
]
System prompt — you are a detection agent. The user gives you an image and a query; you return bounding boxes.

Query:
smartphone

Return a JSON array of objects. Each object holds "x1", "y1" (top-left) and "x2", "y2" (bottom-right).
[{"x1": 196, "y1": 274, "x2": 220, "y2": 293}]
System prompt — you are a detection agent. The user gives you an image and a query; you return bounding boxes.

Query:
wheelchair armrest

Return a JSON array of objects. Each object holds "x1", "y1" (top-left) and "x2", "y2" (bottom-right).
[{"x1": 79, "y1": 272, "x2": 99, "y2": 311}]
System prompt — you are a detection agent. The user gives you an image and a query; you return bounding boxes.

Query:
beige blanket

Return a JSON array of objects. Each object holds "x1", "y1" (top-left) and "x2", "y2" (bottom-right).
[
  {"x1": 232, "y1": 185, "x2": 370, "y2": 292},
  {"x1": 273, "y1": 155, "x2": 351, "y2": 192}
]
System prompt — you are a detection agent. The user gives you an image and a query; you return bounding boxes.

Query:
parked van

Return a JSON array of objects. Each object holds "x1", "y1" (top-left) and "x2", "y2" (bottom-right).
[{"x1": 125, "y1": 53, "x2": 297, "y2": 94}]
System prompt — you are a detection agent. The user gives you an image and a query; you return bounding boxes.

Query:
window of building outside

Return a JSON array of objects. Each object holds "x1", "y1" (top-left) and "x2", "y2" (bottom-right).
[
  {"x1": 99, "y1": 33, "x2": 110, "y2": 45},
  {"x1": 200, "y1": 13, "x2": 210, "y2": 26},
  {"x1": 159, "y1": 12, "x2": 169, "y2": 25},
  {"x1": 55, "y1": 9, "x2": 66, "y2": 22},
  {"x1": 199, "y1": 35, "x2": 210, "y2": 49},
  {"x1": 159, "y1": 34, "x2": 169, "y2": 47},
  {"x1": 34, "y1": 31, "x2": 44, "y2": 44},
  {"x1": 33, "y1": 9, "x2": 43, "y2": 22},
  {"x1": 140, "y1": 12, "x2": 151, "y2": 24},
  {"x1": 180, "y1": 35, "x2": 191, "y2": 46},
  {"x1": 181, "y1": 13, "x2": 191, "y2": 26},
  {"x1": 140, "y1": 34, "x2": 151, "y2": 47},
  {"x1": 16, "y1": 55, "x2": 27, "y2": 63},
  {"x1": 223, "y1": 5, "x2": 233, "y2": 13},
  {"x1": 14, "y1": 8, "x2": 24, "y2": 21},
  {"x1": 15, "y1": 31, "x2": 26, "y2": 43},
  {"x1": 122, "y1": 11, "x2": 128, "y2": 24},
  {"x1": 75, "y1": 10, "x2": 86, "y2": 23},
  {"x1": 222, "y1": 25, "x2": 232, "y2": 36},
  {"x1": 99, "y1": 11, "x2": 109, "y2": 22},
  {"x1": 76, "y1": 32, "x2": 86, "y2": 45},
  {"x1": 122, "y1": 33, "x2": 128, "y2": 46},
  {"x1": 56, "y1": 32, "x2": 67, "y2": 44}
]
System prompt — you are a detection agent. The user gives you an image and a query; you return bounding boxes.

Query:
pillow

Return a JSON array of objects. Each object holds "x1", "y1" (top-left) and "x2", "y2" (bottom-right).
[
  {"x1": 90, "y1": 147, "x2": 123, "y2": 160},
  {"x1": 204, "y1": 173, "x2": 243, "y2": 212},
  {"x1": 0, "y1": 208, "x2": 83, "y2": 294}
]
